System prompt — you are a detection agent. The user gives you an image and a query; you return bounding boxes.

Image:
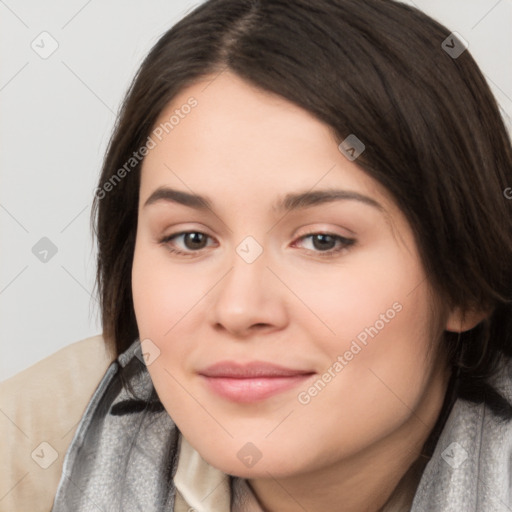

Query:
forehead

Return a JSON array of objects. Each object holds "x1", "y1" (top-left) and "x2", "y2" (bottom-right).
[{"x1": 140, "y1": 71, "x2": 391, "y2": 212}]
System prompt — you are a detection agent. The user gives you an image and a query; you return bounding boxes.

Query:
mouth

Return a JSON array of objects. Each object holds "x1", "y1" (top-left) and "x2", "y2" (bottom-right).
[{"x1": 198, "y1": 361, "x2": 316, "y2": 403}]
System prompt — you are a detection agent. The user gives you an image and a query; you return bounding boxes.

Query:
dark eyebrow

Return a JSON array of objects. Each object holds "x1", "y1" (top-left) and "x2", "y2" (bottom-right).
[
  {"x1": 143, "y1": 186, "x2": 383, "y2": 212},
  {"x1": 143, "y1": 187, "x2": 212, "y2": 210},
  {"x1": 276, "y1": 189, "x2": 383, "y2": 212}
]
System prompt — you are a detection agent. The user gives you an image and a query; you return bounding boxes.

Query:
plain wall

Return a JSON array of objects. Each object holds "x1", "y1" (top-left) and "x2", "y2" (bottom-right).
[{"x1": 1, "y1": 0, "x2": 511, "y2": 381}]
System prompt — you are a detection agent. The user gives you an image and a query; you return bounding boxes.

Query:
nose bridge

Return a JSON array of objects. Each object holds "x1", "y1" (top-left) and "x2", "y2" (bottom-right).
[
  {"x1": 209, "y1": 235, "x2": 288, "y2": 334},
  {"x1": 222, "y1": 236, "x2": 269, "y2": 298}
]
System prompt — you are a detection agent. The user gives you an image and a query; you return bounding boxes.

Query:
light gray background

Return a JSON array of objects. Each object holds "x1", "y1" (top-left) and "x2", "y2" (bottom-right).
[{"x1": 1, "y1": 0, "x2": 511, "y2": 381}]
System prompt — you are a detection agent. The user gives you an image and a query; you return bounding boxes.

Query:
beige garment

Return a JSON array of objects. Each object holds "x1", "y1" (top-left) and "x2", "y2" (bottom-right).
[
  {"x1": 174, "y1": 435, "x2": 231, "y2": 511},
  {"x1": 173, "y1": 435, "x2": 265, "y2": 512},
  {"x1": 0, "y1": 335, "x2": 113, "y2": 512}
]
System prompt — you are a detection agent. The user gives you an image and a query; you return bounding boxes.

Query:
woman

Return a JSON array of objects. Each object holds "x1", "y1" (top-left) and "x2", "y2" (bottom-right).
[{"x1": 41, "y1": 0, "x2": 512, "y2": 510}]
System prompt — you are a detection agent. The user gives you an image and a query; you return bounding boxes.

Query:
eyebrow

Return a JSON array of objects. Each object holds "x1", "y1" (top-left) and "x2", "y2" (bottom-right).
[{"x1": 143, "y1": 186, "x2": 383, "y2": 212}]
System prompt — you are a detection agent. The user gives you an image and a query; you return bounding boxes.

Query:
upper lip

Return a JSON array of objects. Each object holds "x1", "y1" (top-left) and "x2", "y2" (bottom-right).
[{"x1": 198, "y1": 361, "x2": 314, "y2": 378}]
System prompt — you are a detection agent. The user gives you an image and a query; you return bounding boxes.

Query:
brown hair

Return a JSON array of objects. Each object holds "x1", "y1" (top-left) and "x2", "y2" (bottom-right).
[{"x1": 91, "y1": 0, "x2": 512, "y2": 417}]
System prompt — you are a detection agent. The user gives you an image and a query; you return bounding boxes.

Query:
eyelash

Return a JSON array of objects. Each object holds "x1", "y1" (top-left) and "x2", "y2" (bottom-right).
[{"x1": 158, "y1": 231, "x2": 356, "y2": 259}]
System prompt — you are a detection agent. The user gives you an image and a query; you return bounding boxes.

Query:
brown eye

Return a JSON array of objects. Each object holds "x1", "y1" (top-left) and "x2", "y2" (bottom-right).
[
  {"x1": 159, "y1": 231, "x2": 215, "y2": 256},
  {"x1": 311, "y1": 234, "x2": 337, "y2": 251},
  {"x1": 294, "y1": 232, "x2": 356, "y2": 257},
  {"x1": 183, "y1": 232, "x2": 208, "y2": 250}
]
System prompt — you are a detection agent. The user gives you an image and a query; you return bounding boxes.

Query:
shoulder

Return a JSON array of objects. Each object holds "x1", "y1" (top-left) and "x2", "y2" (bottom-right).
[{"x1": 0, "y1": 335, "x2": 114, "y2": 512}]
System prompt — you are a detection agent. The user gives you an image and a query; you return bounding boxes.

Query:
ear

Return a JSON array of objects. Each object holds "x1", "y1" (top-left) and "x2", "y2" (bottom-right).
[{"x1": 444, "y1": 307, "x2": 490, "y2": 333}]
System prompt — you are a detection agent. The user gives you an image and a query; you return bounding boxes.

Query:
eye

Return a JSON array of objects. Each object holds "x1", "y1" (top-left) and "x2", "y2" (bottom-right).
[
  {"x1": 159, "y1": 230, "x2": 355, "y2": 258},
  {"x1": 293, "y1": 232, "x2": 355, "y2": 257},
  {"x1": 159, "y1": 231, "x2": 216, "y2": 256}
]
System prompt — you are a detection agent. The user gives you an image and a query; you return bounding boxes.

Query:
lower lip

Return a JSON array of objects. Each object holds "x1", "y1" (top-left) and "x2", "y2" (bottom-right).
[{"x1": 201, "y1": 374, "x2": 315, "y2": 403}]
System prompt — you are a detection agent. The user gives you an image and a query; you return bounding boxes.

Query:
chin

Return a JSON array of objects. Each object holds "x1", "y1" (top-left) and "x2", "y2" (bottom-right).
[{"x1": 191, "y1": 437, "x2": 309, "y2": 480}]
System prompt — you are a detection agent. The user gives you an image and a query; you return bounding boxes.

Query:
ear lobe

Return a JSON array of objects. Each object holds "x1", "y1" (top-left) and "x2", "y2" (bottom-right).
[{"x1": 445, "y1": 307, "x2": 490, "y2": 333}]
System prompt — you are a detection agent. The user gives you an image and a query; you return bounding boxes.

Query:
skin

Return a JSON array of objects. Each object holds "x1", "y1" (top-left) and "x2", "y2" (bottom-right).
[{"x1": 131, "y1": 71, "x2": 483, "y2": 512}]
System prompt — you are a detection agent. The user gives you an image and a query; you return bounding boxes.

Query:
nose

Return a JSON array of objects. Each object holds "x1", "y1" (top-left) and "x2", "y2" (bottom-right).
[{"x1": 208, "y1": 247, "x2": 289, "y2": 338}]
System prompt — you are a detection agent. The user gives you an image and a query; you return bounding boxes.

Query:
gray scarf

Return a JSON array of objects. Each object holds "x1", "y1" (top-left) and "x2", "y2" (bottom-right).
[{"x1": 51, "y1": 339, "x2": 512, "y2": 511}]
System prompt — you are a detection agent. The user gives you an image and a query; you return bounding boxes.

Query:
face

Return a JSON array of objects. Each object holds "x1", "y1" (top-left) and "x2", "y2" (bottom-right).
[{"x1": 132, "y1": 71, "x2": 450, "y2": 479}]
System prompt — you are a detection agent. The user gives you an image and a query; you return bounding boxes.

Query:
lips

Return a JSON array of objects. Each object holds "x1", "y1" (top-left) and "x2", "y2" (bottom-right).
[
  {"x1": 200, "y1": 361, "x2": 313, "y2": 378},
  {"x1": 198, "y1": 361, "x2": 315, "y2": 403}
]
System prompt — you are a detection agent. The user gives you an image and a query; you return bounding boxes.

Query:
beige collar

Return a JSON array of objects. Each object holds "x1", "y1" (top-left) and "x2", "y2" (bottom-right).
[{"x1": 173, "y1": 434, "x2": 265, "y2": 511}]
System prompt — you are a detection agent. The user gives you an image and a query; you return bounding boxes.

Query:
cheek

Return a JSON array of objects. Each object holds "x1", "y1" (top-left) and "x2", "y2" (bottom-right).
[
  {"x1": 286, "y1": 246, "x2": 436, "y2": 434},
  {"x1": 132, "y1": 241, "x2": 207, "y2": 339},
  {"x1": 286, "y1": 241, "x2": 424, "y2": 352},
  {"x1": 291, "y1": 280, "x2": 437, "y2": 459},
  {"x1": 131, "y1": 244, "x2": 203, "y2": 425}
]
